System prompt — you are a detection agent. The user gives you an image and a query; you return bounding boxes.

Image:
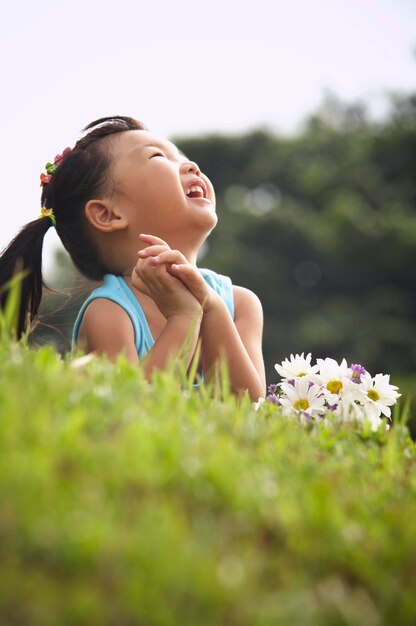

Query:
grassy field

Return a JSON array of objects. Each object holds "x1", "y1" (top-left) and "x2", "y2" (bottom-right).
[{"x1": 0, "y1": 340, "x2": 416, "y2": 626}]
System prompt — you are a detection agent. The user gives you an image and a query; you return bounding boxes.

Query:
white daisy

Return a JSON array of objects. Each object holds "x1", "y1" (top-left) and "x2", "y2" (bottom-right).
[
  {"x1": 315, "y1": 357, "x2": 354, "y2": 403},
  {"x1": 364, "y1": 403, "x2": 389, "y2": 431},
  {"x1": 279, "y1": 377, "x2": 326, "y2": 418},
  {"x1": 334, "y1": 397, "x2": 387, "y2": 432},
  {"x1": 358, "y1": 373, "x2": 401, "y2": 419},
  {"x1": 333, "y1": 396, "x2": 371, "y2": 422},
  {"x1": 274, "y1": 352, "x2": 319, "y2": 381}
]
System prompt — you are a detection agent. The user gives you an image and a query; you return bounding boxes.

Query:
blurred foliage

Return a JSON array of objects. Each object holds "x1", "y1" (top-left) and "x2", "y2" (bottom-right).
[
  {"x1": 35, "y1": 91, "x2": 416, "y2": 404},
  {"x1": 174, "y1": 92, "x2": 416, "y2": 386},
  {"x1": 1, "y1": 341, "x2": 416, "y2": 625}
]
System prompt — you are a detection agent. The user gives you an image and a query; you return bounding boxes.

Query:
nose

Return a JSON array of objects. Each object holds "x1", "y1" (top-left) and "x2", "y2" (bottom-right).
[{"x1": 181, "y1": 159, "x2": 201, "y2": 176}]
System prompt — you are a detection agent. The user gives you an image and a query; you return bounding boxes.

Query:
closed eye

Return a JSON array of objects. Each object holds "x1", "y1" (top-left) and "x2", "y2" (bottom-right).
[{"x1": 150, "y1": 152, "x2": 164, "y2": 158}]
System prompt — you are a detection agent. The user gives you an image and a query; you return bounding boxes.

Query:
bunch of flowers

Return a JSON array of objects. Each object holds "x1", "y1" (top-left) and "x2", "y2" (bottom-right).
[
  {"x1": 256, "y1": 353, "x2": 400, "y2": 431},
  {"x1": 40, "y1": 147, "x2": 72, "y2": 187}
]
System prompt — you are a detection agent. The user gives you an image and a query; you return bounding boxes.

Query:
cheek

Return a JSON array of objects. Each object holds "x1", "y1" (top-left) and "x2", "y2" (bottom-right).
[
  {"x1": 203, "y1": 175, "x2": 215, "y2": 199},
  {"x1": 121, "y1": 164, "x2": 184, "y2": 209},
  {"x1": 153, "y1": 171, "x2": 185, "y2": 205},
  {"x1": 154, "y1": 182, "x2": 184, "y2": 210}
]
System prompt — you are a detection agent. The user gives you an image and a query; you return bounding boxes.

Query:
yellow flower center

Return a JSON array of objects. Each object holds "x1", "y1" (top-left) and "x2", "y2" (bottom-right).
[
  {"x1": 298, "y1": 372, "x2": 307, "y2": 377},
  {"x1": 327, "y1": 380, "x2": 343, "y2": 394},
  {"x1": 367, "y1": 389, "x2": 380, "y2": 402},
  {"x1": 294, "y1": 399, "x2": 309, "y2": 411}
]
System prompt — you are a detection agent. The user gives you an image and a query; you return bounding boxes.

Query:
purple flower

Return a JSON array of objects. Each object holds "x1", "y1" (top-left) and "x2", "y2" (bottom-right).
[
  {"x1": 266, "y1": 393, "x2": 280, "y2": 406},
  {"x1": 350, "y1": 363, "x2": 367, "y2": 384},
  {"x1": 267, "y1": 383, "x2": 278, "y2": 395}
]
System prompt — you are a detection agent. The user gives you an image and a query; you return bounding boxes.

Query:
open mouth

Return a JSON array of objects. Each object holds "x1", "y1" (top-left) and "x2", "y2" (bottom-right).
[
  {"x1": 184, "y1": 177, "x2": 212, "y2": 204},
  {"x1": 185, "y1": 186, "x2": 211, "y2": 204},
  {"x1": 186, "y1": 184, "x2": 207, "y2": 199}
]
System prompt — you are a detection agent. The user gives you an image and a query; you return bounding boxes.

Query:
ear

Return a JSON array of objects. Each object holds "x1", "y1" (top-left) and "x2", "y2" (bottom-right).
[{"x1": 84, "y1": 199, "x2": 128, "y2": 233}]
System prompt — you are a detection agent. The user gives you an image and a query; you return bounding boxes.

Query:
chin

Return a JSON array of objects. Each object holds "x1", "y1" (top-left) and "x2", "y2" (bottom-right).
[
  {"x1": 202, "y1": 210, "x2": 218, "y2": 234},
  {"x1": 190, "y1": 202, "x2": 217, "y2": 227}
]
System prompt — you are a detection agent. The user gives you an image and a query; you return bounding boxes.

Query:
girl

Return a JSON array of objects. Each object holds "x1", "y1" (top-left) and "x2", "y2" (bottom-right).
[{"x1": 0, "y1": 116, "x2": 265, "y2": 400}]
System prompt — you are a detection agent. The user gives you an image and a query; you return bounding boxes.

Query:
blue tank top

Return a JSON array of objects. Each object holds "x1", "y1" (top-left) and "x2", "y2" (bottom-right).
[{"x1": 72, "y1": 268, "x2": 234, "y2": 359}]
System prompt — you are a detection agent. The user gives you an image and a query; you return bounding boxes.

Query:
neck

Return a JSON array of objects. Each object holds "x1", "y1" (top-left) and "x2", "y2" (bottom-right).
[
  {"x1": 120, "y1": 237, "x2": 202, "y2": 279},
  {"x1": 177, "y1": 243, "x2": 198, "y2": 265},
  {"x1": 160, "y1": 231, "x2": 206, "y2": 265}
]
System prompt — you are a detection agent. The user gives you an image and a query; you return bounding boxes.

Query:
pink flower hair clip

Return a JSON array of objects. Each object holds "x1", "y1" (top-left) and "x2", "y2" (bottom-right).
[{"x1": 40, "y1": 146, "x2": 72, "y2": 187}]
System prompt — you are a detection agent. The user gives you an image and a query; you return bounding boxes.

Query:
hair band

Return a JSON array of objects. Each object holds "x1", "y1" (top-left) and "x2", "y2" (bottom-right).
[
  {"x1": 39, "y1": 207, "x2": 57, "y2": 228},
  {"x1": 40, "y1": 146, "x2": 72, "y2": 187}
]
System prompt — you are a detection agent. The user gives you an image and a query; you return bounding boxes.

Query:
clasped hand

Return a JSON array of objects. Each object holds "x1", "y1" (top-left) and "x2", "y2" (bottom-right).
[{"x1": 131, "y1": 234, "x2": 217, "y2": 320}]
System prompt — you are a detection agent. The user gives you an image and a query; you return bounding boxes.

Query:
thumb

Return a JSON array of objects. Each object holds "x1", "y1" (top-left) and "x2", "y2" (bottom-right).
[{"x1": 170, "y1": 264, "x2": 205, "y2": 297}]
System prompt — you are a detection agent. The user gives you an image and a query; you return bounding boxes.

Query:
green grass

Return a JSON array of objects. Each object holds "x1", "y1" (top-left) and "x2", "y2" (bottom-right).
[{"x1": 0, "y1": 340, "x2": 416, "y2": 626}]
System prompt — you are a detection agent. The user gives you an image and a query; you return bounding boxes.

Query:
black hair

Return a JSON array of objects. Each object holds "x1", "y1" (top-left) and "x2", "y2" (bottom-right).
[{"x1": 0, "y1": 115, "x2": 147, "y2": 338}]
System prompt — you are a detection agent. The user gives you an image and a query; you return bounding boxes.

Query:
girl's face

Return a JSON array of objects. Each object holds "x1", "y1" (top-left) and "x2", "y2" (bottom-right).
[{"x1": 109, "y1": 130, "x2": 217, "y2": 247}]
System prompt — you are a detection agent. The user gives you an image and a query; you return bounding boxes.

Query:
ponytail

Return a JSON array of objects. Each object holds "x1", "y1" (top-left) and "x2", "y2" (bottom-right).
[
  {"x1": 0, "y1": 217, "x2": 52, "y2": 338},
  {"x1": 1, "y1": 115, "x2": 148, "y2": 340}
]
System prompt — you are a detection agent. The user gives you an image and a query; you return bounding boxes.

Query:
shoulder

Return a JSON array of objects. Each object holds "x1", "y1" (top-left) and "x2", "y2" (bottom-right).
[
  {"x1": 232, "y1": 285, "x2": 263, "y2": 346},
  {"x1": 199, "y1": 268, "x2": 234, "y2": 318},
  {"x1": 232, "y1": 285, "x2": 263, "y2": 321},
  {"x1": 198, "y1": 267, "x2": 231, "y2": 290},
  {"x1": 77, "y1": 298, "x2": 138, "y2": 362},
  {"x1": 82, "y1": 297, "x2": 133, "y2": 327}
]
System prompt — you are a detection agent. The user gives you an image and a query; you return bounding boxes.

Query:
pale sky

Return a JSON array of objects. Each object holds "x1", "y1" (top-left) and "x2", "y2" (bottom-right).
[{"x1": 0, "y1": 0, "x2": 414, "y2": 276}]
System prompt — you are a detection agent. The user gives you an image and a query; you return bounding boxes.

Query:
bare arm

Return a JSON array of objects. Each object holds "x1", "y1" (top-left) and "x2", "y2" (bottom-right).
[
  {"x1": 79, "y1": 298, "x2": 201, "y2": 379},
  {"x1": 198, "y1": 286, "x2": 266, "y2": 400}
]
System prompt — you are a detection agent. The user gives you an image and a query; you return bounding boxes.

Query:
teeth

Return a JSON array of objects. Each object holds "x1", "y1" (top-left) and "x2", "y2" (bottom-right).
[{"x1": 186, "y1": 185, "x2": 204, "y2": 197}]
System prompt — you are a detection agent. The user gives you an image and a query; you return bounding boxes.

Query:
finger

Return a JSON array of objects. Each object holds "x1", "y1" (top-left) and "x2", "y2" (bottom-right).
[
  {"x1": 170, "y1": 263, "x2": 199, "y2": 276},
  {"x1": 169, "y1": 264, "x2": 205, "y2": 289},
  {"x1": 152, "y1": 250, "x2": 188, "y2": 266},
  {"x1": 134, "y1": 255, "x2": 163, "y2": 278},
  {"x1": 147, "y1": 267, "x2": 190, "y2": 299},
  {"x1": 139, "y1": 257, "x2": 178, "y2": 288},
  {"x1": 170, "y1": 265, "x2": 211, "y2": 309},
  {"x1": 138, "y1": 244, "x2": 169, "y2": 258},
  {"x1": 131, "y1": 271, "x2": 150, "y2": 296},
  {"x1": 137, "y1": 257, "x2": 166, "y2": 281},
  {"x1": 139, "y1": 233, "x2": 169, "y2": 246},
  {"x1": 134, "y1": 267, "x2": 170, "y2": 299}
]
